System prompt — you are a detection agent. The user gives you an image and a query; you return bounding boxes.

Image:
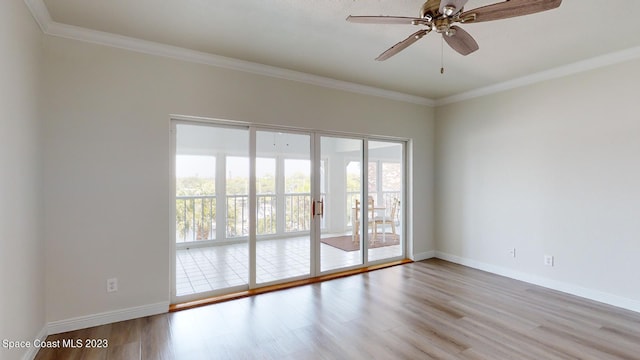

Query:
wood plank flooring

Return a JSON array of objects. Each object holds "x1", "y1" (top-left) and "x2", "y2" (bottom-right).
[{"x1": 35, "y1": 259, "x2": 640, "y2": 359}]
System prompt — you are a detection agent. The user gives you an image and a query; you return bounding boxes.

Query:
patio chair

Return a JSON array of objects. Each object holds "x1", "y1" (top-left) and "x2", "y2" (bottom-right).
[
  {"x1": 352, "y1": 198, "x2": 376, "y2": 243},
  {"x1": 371, "y1": 198, "x2": 400, "y2": 239}
]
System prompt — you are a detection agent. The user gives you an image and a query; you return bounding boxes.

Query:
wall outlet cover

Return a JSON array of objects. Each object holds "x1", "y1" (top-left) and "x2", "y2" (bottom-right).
[{"x1": 107, "y1": 278, "x2": 118, "y2": 292}]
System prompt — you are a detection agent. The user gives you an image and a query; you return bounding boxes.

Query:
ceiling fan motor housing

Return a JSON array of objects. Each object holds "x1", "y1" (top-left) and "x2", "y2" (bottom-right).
[{"x1": 435, "y1": 18, "x2": 453, "y2": 34}]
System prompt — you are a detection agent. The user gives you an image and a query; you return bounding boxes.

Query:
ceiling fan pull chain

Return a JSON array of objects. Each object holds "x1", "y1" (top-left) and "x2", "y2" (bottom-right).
[{"x1": 440, "y1": 36, "x2": 445, "y2": 74}]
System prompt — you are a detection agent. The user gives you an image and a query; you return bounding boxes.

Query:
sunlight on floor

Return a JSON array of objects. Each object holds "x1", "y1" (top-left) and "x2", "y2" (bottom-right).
[{"x1": 176, "y1": 236, "x2": 402, "y2": 296}]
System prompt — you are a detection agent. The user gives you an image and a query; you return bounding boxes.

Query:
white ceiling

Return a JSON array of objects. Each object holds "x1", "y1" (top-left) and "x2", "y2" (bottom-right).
[{"x1": 37, "y1": 0, "x2": 640, "y2": 102}]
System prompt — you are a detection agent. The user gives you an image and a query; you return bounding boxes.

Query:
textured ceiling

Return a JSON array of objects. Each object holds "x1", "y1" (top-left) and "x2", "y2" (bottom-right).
[{"x1": 42, "y1": 0, "x2": 640, "y2": 100}]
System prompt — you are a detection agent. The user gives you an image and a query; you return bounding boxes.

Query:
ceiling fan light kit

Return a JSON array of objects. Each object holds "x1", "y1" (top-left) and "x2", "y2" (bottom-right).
[
  {"x1": 442, "y1": 5, "x2": 458, "y2": 17},
  {"x1": 347, "y1": 0, "x2": 562, "y2": 60}
]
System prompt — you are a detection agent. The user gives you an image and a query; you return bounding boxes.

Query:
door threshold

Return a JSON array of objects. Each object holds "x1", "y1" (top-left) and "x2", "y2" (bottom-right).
[{"x1": 170, "y1": 259, "x2": 413, "y2": 312}]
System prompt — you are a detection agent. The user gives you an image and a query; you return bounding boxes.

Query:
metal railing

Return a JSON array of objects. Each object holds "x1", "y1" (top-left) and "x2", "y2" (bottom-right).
[
  {"x1": 176, "y1": 193, "x2": 314, "y2": 243},
  {"x1": 285, "y1": 193, "x2": 311, "y2": 232},
  {"x1": 176, "y1": 195, "x2": 216, "y2": 243},
  {"x1": 256, "y1": 194, "x2": 276, "y2": 235},
  {"x1": 226, "y1": 194, "x2": 249, "y2": 238}
]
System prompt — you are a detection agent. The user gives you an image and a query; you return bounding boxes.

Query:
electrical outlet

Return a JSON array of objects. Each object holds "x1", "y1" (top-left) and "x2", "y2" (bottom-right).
[
  {"x1": 544, "y1": 255, "x2": 554, "y2": 267},
  {"x1": 107, "y1": 278, "x2": 118, "y2": 292},
  {"x1": 508, "y1": 248, "x2": 516, "y2": 258}
]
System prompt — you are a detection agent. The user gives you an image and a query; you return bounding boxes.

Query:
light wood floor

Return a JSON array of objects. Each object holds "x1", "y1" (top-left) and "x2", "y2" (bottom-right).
[{"x1": 35, "y1": 259, "x2": 640, "y2": 359}]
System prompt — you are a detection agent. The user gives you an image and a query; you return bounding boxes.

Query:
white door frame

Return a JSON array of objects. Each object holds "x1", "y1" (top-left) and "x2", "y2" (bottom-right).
[{"x1": 171, "y1": 116, "x2": 408, "y2": 303}]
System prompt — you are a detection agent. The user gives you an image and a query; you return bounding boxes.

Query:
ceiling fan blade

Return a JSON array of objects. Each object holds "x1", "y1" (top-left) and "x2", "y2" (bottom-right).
[
  {"x1": 375, "y1": 29, "x2": 430, "y2": 61},
  {"x1": 346, "y1": 15, "x2": 429, "y2": 25},
  {"x1": 460, "y1": 0, "x2": 562, "y2": 23},
  {"x1": 439, "y1": 0, "x2": 470, "y2": 16},
  {"x1": 443, "y1": 25, "x2": 479, "y2": 56}
]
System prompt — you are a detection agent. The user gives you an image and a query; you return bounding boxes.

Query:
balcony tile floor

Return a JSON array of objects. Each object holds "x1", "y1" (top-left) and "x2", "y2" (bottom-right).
[{"x1": 176, "y1": 234, "x2": 402, "y2": 297}]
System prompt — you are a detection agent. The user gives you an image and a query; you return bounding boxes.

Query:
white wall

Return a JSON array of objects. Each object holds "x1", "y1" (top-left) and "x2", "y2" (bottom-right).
[
  {"x1": 435, "y1": 59, "x2": 640, "y2": 310},
  {"x1": 42, "y1": 36, "x2": 435, "y2": 325},
  {"x1": 0, "y1": 1, "x2": 45, "y2": 359}
]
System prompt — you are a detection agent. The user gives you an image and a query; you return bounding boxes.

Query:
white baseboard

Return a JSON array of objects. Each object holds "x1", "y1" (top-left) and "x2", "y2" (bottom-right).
[
  {"x1": 435, "y1": 251, "x2": 640, "y2": 314},
  {"x1": 411, "y1": 250, "x2": 436, "y2": 262},
  {"x1": 22, "y1": 326, "x2": 48, "y2": 360},
  {"x1": 47, "y1": 301, "x2": 169, "y2": 335}
]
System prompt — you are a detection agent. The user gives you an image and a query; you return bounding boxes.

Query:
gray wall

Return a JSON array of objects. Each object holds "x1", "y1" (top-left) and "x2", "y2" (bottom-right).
[
  {"x1": 435, "y1": 59, "x2": 640, "y2": 310},
  {"x1": 42, "y1": 36, "x2": 435, "y2": 324},
  {"x1": 11, "y1": 4, "x2": 640, "y2": 357},
  {"x1": 0, "y1": 1, "x2": 45, "y2": 359}
]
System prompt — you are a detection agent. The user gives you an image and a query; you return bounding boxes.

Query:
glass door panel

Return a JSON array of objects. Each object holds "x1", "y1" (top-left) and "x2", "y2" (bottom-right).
[
  {"x1": 175, "y1": 124, "x2": 249, "y2": 298},
  {"x1": 174, "y1": 122, "x2": 406, "y2": 302},
  {"x1": 368, "y1": 140, "x2": 404, "y2": 262},
  {"x1": 256, "y1": 157, "x2": 276, "y2": 235},
  {"x1": 319, "y1": 136, "x2": 364, "y2": 272},
  {"x1": 226, "y1": 156, "x2": 249, "y2": 238},
  {"x1": 255, "y1": 131, "x2": 311, "y2": 285},
  {"x1": 175, "y1": 154, "x2": 216, "y2": 243}
]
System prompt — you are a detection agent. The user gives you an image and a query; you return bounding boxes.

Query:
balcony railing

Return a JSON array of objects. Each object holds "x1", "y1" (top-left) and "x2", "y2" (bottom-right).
[
  {"x1": 256, "y1": 194, "x2": 276, "y2": 235},
  {"x1": 285, "y1": 193, "x2": 311, "y2": 232},
  {"x1": 226, "y1": 194, "x2": 249, "y2": 238},
  {"x1": 176, "y1": 193, "x2": 312, "y2": 243},
  {"x1": 176, "y1": 195, "x2": 216, "y2": 242}
]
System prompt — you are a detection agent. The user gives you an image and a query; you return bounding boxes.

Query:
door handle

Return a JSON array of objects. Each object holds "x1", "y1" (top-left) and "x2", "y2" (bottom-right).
[
  {"x1": 311, "y1": 199, "x2": 324, "y2": 218},
  {"x1": 317, "y1": 200, "x2": 324, "y2": 218}
]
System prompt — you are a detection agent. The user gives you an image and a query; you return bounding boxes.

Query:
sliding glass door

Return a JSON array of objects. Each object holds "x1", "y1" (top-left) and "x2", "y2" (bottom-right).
[
  {"x1": 174, "y1": 123, "x2": 249, "y2": 298},
  {"x1": 318, "y1": 136, "x2": 365, "y2": 272},
  {"x1": 173, "y1": 120, "x2": 406, "y2": 302},
  {"x1": 255, "y1": 130, "x2": 311, "y2": 285},
  {"x1": 367, "y1": 140, "x2": 404, "y2": 262}
]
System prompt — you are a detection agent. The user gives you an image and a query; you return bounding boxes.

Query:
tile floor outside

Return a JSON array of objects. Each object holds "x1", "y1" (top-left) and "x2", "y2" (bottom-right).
[{"x1": 176, "y1": 234, "x2": 402, "y2": 296}]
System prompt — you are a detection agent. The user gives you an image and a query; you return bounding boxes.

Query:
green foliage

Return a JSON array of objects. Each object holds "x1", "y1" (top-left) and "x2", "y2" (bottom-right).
[
  {"x1": 346, "y1": 173, "x2": 361, "y2": 192},
  {"x1": 176, "y1": 177, "x2": 216, "y2": 241},
  {"x1": 176, "y1": 169, "x2": 314, "y2": 242},
  {"x1": 226, "y1": 177, "x2": 248, "y2": 195},
  {"x1": 176, "y1": 177, "x2": 214, "y2": 196},
  {"x1": 285, "y1": 172, "x2": 310, "y2": 193},
  {"x1": 285, "y1": 195, "x2": 311, "y2": 232},
  {"x1": 257, "y1": 173, "x2": 275, "y2": 194}
]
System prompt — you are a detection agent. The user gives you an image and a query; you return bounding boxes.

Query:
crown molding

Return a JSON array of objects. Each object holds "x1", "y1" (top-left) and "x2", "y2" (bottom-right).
[
  {"x1": 23, "y1": 0, "x2": 435, "y2": 107},
  {"x1": 23, "y1": 0, "x2": 51, "y2": 32},
  {"x1": 24, "y1": 0, "x2": 640, "y2": 109},
  {"x1": 435, "y1": 45, "x2": 640, "y2": 106}
]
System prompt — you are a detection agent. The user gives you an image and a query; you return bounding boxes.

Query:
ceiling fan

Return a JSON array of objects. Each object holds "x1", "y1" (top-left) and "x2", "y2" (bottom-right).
[{"x1": 347, "y1": 0, "x2": 562, "y2": 60}]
